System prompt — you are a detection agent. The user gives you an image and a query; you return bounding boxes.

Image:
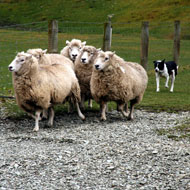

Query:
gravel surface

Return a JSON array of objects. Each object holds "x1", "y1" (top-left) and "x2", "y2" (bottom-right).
[{"x1": 0, "y1": 108, "x2": 190, "y2": 190}]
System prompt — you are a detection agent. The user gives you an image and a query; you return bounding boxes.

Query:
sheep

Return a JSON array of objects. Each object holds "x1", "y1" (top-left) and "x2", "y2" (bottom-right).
[
  {"x1": 27, "y1": 48, "x2": 75, "y2": 117},
  {"x1": 90, "y1": 51, "x2": 148, "y2": 121},
  {"x1": 74, "y1": 45, "x2": 100, "y2": 109},
  {"x1": 27, "y1": 48, "x2": 74, "y2": 70},
  {"x1": 60, "y1": 39, "x2": 86, "y2": 62},
  {"x1": 8, "y1": 52, "x2": 85, "y2": 131}
]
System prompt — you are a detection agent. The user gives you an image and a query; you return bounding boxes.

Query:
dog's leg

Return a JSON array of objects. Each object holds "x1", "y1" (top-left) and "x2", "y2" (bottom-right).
[
  {"x1": 165, "y1": 76, "x2": 169, "y2": 88},
  {"x1": 170, "y1": 70, "x2": 175, "y2": 92},
  {"x1": 156, "y1": 73, "x2": 160, "y2": 92}
]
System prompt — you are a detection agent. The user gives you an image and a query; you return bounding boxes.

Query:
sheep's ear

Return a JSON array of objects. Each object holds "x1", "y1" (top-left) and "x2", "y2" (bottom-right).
[
  {"x1": 66, "y1": 40, "x2": 70, "y2": 46},
  {"x1": 82, "y1": 41, "x2": 86, "y2": 46},
  {"x1": 42, "y1": 49, "x2": 47, "y2": 54},
  {"x1": 26, "y1": 54, "x2": 32, "y2": 59},
  {"x1": 110, "y1": 51, "x2": 115, "y2": 57},
  {"x1": 97, "y1": 48, "x2": 101, "y2": 52}
]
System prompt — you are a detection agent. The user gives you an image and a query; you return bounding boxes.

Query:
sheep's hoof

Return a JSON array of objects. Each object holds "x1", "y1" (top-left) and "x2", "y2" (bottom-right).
[
  {"x1": 45, "y1": 123, "x2": 53, "y2": 128},
  {"x1": 170, "y1": 90, "x2": 173, "y2": 93},
  {"x1": 33, "y1": 127, "x2": 39, "y2": 132},
  {"x1": 165, "y1": 86, "x2": 169, "y2": 88},
  {"x1": 80, "y1": 115, "x2": 86, "y2": 121},
  {"x1": 100, "y1": 117, "x2": 106, "y2": 121},
  {"x1": 88, "y1": 105, "x2": 92, "y2": 109},
  {"x1": 127, "y1": 116, "x2": 133, "y2": 121}
]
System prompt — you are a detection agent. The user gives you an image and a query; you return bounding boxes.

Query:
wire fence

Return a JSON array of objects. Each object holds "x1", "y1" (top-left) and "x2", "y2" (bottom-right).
[{"x1": 0, "y1": 20, "x2": 190, "y2": 97}]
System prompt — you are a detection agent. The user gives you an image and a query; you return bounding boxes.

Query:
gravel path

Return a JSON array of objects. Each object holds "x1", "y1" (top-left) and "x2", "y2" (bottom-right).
[{"x1": 0, "y1": 109, "x2": 190, "y2": 190}]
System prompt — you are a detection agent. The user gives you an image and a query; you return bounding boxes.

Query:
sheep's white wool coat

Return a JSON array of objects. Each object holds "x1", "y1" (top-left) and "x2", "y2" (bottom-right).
[
  {"x1": 90, "y1": 54, "x2": 148, "y2": 104},
  {"x1": 13, "y1": 55, "x2": 80, "y2": 115},
  {"x1": 74, "y1": 46, "x2": 98, "y2": 99}
]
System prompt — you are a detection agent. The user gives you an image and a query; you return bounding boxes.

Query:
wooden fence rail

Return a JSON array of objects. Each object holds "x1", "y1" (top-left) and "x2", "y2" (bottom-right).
[{"x1": 48, "y1": 19, "x2": 180, "y2": 70}]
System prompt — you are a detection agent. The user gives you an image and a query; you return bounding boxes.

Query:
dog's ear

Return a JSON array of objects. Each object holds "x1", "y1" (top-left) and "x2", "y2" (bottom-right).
[
  {"x1": 153, "y1": 60, "x2": 156, "y2": 64},
  {"x1": 162, "y1": 59, "x2": 165, "y2": 63}
]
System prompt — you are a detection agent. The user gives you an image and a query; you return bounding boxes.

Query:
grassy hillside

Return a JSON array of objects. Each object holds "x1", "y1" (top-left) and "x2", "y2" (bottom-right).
[{"x1": 0, "y1": 0, "x2": 190, "y2": 26}]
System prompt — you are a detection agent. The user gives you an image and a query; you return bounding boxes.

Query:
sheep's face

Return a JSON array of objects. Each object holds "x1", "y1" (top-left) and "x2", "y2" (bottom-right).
[
  {"x1": 66, "y1": 39, "x2": 86, "y2": 61},
  {"x1": 27, "y1": 49, "x2": 47, "y2": 60},
  {"x1": 80, "y1": 47, "x2": 98, "y2": 64},
  {"x1": 8, "y1": 52, "x2": 32, "y2": 73},
  {"x1": 94, "y1": 51, "x2": 114, "y2": 71}
]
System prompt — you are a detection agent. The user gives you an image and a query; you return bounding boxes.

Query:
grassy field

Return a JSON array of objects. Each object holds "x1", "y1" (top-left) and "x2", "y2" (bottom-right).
[
  {"x1": 0, "y1": 21, "x2": 190, "y2": 118},
  {"x1": 0, "y1": 0, "x2": 190, "y2": 26}
]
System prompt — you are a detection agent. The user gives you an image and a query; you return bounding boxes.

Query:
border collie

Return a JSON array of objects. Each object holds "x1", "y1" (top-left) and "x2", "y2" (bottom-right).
[{"x1": 153, "y1": 59, "x2": 178, "y2": 92}]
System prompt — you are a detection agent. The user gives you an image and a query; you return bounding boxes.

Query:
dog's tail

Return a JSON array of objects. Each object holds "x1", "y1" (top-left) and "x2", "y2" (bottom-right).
[{"x1": 175, "y1": 65, "x2": 179, "y2": 76}]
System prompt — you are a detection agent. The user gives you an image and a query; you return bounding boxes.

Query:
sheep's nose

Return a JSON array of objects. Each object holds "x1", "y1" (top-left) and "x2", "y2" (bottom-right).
[
  {"x1": 72, "y1": 54, "x2": 77, "y2": 58},
  {"x1": 8, "y1": 66, "x2": 13, "y2": 71},
  {"x1": 95, "y1": 65, "x2": 99, "y2": 70},
  {"x1": 81, "y1": 58, "x2": 86, "y2": 63}
]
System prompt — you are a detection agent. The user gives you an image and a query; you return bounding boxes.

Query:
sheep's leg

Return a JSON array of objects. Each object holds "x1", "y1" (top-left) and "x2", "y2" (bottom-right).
[
  {"x1": 27, "y1": 113, "x2": 36, "y2": 120},
  {"x1": 76, "y1": 102, "x2": 85, "y2": 120},
  {"x1": 170, "y1": 70, "x2": 175, "y2": 92},
  {"x1": 68, "y1": 102, "x2": 74, "y2": 113},
  {"x1": 80, "y1": 94, "x2": 85, "y2": 110},
  {"x1": 124, "y1": 103, "x2": 128, "y2": 113},
  {"x1": 88, "y1": 99, "x2": 93, "y2": 108},
  {"x1": 100, "y1": 101, "x2": 107, "y2": 121},
  {"x1": 156, "y1": 72, "x2": 160, "y2": 92},
  {"x1": 118, "y1": 103, "x2": 128, "y2": 118},
  {"x1": 128, "y1": 99, "x2": 137, "y2": 120},
  {"x1": 33, "y1": 110, "x2": 42, "y2": 132},
  {"x1": 42, "y1": 109, "x2": 48, "y2": 119},
  {"x1": 47, "y1": 107, "x2": 54, "y2": 127}
]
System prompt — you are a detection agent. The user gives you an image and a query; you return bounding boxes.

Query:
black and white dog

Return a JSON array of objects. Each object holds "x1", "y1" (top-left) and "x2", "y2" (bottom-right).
[{"x1": 153, "y1": 59, "x2": 178, "y2": 92}]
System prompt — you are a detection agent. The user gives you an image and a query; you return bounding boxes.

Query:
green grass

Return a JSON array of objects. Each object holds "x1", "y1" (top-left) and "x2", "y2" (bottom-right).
[
  {"x1": 0, "y1": 0, "x2": 190, "y2": 26},
  {"x1": 156, "y1": 119, "x2": 190, "y2": 141}
]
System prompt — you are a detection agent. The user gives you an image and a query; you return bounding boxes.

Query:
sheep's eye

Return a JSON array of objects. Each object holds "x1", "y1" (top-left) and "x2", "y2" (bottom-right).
[
  {"x1": 105, "y1": 57, "x2": 109, "y2": 61},
  {"x1": 90, "y1": 52, "x2": 94, "y2": 55},
  {"x1": 79, "y1": 47, "x2": 82, "y2": 49},
  {"x1": 20, "y1": 59, "x2": 24, "y2": 62}
]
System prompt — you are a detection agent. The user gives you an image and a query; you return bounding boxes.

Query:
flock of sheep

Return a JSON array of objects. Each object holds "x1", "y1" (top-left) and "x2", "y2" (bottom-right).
[{"x1": 8, "y1": 39, "x2": 148, "y2": 131}]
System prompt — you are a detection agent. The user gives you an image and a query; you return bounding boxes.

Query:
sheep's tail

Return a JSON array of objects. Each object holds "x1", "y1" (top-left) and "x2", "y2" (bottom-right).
[
  {"x1": 70, "y1": 82, "x2": 85, "y2": 120},
  {"x1": 70, "y1": 82, "x2": 81, "y2": 104}
]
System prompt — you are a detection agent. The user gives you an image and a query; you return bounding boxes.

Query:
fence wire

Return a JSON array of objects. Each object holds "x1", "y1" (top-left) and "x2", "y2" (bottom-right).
[{"x1": 0, "y1": 20, "x2": 189, "y2": 97}]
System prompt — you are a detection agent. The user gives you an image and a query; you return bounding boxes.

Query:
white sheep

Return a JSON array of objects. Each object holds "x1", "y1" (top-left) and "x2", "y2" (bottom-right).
[
  {"x1": 60, "y1": 39, "x2": 86, "y2": 62},
  {"x1": 27, "y1": 48, "x2": 74, "y2": 70},
  {"x1": 90, "y1": 51, "x2": 148, "y2": 121},
  {"x1": 74, "y1": 45, "x2": 100, "y2": 109},
  {"x1": 27, "y1": 48, "x2": 75, "y2": 117},
  {"x1": 8, "y1": 52, "x2": 85, "y2": 131}
]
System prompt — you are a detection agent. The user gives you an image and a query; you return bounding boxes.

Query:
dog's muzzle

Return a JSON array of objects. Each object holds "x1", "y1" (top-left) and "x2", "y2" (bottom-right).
[{"x1": 155, "y1": 68, "x2": 159, "y2": 73}]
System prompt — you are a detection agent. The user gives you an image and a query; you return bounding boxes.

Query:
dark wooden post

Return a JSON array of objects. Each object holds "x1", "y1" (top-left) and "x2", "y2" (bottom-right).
[
  {"x1": 173, "y1": 20, "x2": 180, "y2": 65},
  {"x1": 140, "y1": 21, "x2": 149, "y2": 70},
  {"x1": 48, "y1": 20, "x2": 58, "y2": 53},
  {"x1": 102, "y1": 16, "x2": 112, "y2": 51}
]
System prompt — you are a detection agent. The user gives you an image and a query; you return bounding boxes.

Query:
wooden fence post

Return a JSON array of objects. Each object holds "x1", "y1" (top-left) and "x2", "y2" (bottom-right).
[
  {"x1": 140, "y1": 21, "x2": 149, "y2": 70},
  {"x1": 102, "y1": 16, "x2": 112, "y2": 51},
  {"x1": 48, "y1": 20, "x2": 58, "y2": 53},
  {"x1": 173, "y1": 20, "x2": 180, "y2": 65}
]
